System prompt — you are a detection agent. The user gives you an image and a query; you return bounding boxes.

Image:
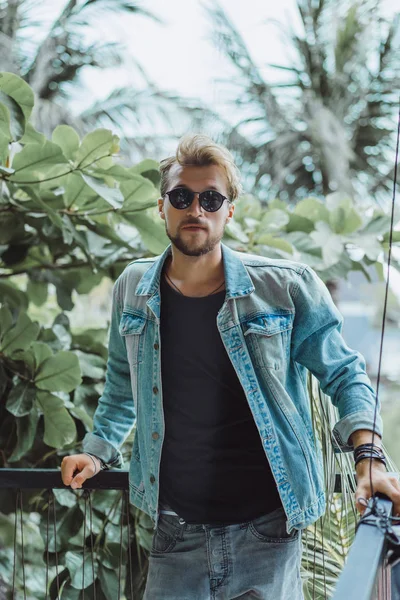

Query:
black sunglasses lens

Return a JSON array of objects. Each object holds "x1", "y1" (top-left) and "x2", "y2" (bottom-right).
[
  {"x1": 201, "y1": 190, "x2": 224, "y2": 211},
  {"x1": 168, "y1": 188, "x2": 191, "y2": 208}
]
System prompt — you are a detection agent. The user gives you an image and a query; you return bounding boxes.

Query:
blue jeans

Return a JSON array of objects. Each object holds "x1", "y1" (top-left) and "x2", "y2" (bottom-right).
[{"x1": 143, "y1": 502, "x2": 304, "y2": 599}]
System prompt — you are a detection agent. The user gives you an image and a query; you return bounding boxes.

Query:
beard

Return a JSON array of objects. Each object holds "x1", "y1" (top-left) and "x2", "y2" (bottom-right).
[{"x1": 164, "y1": 224, "x2": 225, "y2": 257}]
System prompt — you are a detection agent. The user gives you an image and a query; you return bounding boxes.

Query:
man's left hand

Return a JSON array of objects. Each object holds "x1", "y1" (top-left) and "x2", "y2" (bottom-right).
[{"x1": 355, "y1": 460, "x2": 400, "y2": 516}]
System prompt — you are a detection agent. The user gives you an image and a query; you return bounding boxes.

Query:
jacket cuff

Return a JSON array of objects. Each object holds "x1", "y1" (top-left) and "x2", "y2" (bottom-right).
[
  {"x1": 331, "y1": 410, "x2": 384, "y2": 453},
  {"x1": 82, "y1": 432, "x2": 124, "y2": 468}
]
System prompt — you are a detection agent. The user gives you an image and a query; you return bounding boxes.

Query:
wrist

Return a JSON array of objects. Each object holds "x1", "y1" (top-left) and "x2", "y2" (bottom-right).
[{"x1": 355, "y1": 457, "x2": 387, "y2": 473}]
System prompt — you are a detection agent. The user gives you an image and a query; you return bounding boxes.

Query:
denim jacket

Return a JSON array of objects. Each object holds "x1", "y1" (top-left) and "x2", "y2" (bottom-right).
[{"x1": 82, "y1": 242, "x2": 383, "y2": 534}]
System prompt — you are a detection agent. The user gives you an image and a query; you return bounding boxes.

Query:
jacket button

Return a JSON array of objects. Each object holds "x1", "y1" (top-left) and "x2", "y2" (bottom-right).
[
  {"x1": 150, "y1": 475, "x2": 155, "y2": 484},
  {"x1": 152, "y1": 432, "x2": 159, "y2": 440},
  {"x1": 154, "y1": 343, "x2": 159, "y2": 350},
  {"x1": 153, "y1": 386, "x2": 158, "y2": 394}
]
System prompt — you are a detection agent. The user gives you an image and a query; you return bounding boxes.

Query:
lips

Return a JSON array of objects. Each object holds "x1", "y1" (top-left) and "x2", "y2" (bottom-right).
[{"x1": 183, "y1": 226, "x2": 206, "y2": 230}]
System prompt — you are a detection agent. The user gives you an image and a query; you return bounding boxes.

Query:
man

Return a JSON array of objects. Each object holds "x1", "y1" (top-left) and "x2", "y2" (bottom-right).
[{"x1": 61, "y1": 133, "x2": 400, "y2": 599}]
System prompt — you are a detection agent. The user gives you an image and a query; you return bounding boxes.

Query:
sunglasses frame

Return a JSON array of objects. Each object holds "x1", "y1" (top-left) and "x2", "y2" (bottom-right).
[{"x1": 164, "y1": 187, "x2": 230, "y2": 212}]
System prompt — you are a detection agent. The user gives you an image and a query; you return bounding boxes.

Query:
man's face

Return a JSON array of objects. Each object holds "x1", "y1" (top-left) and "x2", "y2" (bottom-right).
[{"x1": 158, "y1": 163, "x2": 235, "y2": 257}]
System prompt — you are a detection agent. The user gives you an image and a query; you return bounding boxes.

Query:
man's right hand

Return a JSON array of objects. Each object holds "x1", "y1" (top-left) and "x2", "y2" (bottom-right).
[{"x1": 61, "y1": 454, "x2": 101, "y2": 489}]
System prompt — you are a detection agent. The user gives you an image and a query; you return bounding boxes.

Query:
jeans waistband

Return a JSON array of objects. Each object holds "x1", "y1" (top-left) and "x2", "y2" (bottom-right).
[{"x1": 159, "y1": 501, "x2": 179, "y2": 517}]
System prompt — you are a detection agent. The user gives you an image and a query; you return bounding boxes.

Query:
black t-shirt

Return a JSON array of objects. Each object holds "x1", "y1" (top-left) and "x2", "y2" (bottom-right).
[{"x1": 158, "y1": 268, "x2": 283, "y2": 524}]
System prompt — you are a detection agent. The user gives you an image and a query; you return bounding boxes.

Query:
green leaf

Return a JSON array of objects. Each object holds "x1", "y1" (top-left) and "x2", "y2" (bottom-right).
[
  {"x1": 0, "y1": 102, "x2": 11, "y2": 162},
  {"x1": 260, "y1": 208, "x2": 290, "y2": 232},
  {"x1": 65, "y1": 550, "x2": 98, "y2": 589},
  {"x1": 8, "y1": 405, "x2": 40, "y2": 462},
  {"x1": 40, "y1": 505, "x2": 83, "y2": 552},
  {"x1": 98, "y1": 564, "x2": 120, "y2": 598},
  {"x1": 310, "y1": 222, "x2": 344, "y2": 268},
  {"x1": 25, "y1": 186, "x2": 64, "y2": 229},
  {"x1": 74, "y1": 129, "x2": 118, "y2": 169},
  {"x1": 0, "y1": 72, "x2": 34, "y2": 124},
  {"x1": 31, "y1": 341, "x2": 53, "y2": 371},
  {"x1": 6, "y1": 380, "x2": 36, "y2": 416},
  {"x1": 0, "y1": 310, "x2": 40, "y2": 357},
  {"x1": 52, "y1": 125, "x2": 80, "y2": 162},
  {"x1": 294, "y1": 197, "x2": 330, "y2": 223},
  {"x1": 27, "y1": 280, "x2": 48, "y2": 307},
  {"x1": 63, "y1": 172, "x2": 95, "y2": 209},
  {"x1": 81, "y1": 173, "x2": 124, "y2": 209},
  {"x1": 0, "y1": 281, "x2": 29, "y2": 310},
  {"x1": 74, "y1": 350, "x2": 106, "y2": 379},
  {"x1": 19, "y1": 122, "x2": 46, "y2": 146},
  {"x1": 0, "y1": 90, "x2": 25, "y2": 141},
  {"x1": 35, "y1": 391, "x2": 77, "y2": 447},
  {"x1": 35, "y1": 350, "x2": 82, "y2": 392},
  {"x1": 120, "y1": 172, "x2": 158, "y2": 209},
  {"x1": 286, "y1": 213, "x2": 314, "y2": 233},
  {"x1": 0, "y1": 306, "x2": 13, "y2": 333},
  {"x1": 256, "y1": 233, "x2": 294, "y2": 254},
  {"x1": 122, "y1": 211, "x2": 169, "y2": 254},
  {"x1": 99, "y1": 542, "x2": 127, "y2": 570},
  {"x1": 10, "y1": 140, "x2": 69, "y2": 183}
]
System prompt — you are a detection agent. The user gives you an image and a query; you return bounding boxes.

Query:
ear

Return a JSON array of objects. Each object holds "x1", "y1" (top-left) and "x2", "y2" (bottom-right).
[{"x1": 158, "y1": 198, "x2": 165, "y2": 220}]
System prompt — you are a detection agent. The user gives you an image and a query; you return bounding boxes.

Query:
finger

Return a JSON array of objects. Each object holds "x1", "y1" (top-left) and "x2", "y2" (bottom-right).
[
  {"x1": 61, "y1": 457, "x2": 78, "y2": 485},
  {"x1": 71, "y1": 465, "x2": 93, "y2": 489}
]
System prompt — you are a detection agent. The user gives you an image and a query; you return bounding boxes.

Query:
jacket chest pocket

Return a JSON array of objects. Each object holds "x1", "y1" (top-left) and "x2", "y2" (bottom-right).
[
  {"x1": 242, "y1": 312, "x2": 294, "y2": 370},
  {"x1": 118, "y1": 311, "x2": 147, "y2": 365}
]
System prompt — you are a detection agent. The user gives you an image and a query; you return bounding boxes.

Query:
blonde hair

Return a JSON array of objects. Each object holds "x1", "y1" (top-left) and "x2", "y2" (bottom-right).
[{"x1": 159, "y1": 133, "x2": 243, "y2": 203}]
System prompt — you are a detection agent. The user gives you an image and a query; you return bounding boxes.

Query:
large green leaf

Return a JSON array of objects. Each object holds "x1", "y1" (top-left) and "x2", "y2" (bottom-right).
[
  {"x1": 39, "y1": 504, "x2": 83, "y2": 552},
  {"x1": 34, "y1": 350, "x2": 82, "y2": 392},
  {"x1": 74, "y1": 350, "x2": 106, "y2": 379},
  {"x1": 256, "y1": 233, "x2": 294, "y2": 254},
  {"x1": 35, "y1": 391, "x2": 77, "y2": 447},
  {"x1": 120, "y1": 172, "x2": 159, "y2": 209},
  {"x1": 74, "y1": 129, "x2": 119, "y2": 170},
  {"x1": 52, "y1": 125, "x2": 80, "y2": 162},
  {"x1": 81, "y1": 173, "x2": 124, "y2": 209},
  {"x1": 0, "y1": 281, "x2": 29, "y2": 310},
  {"x1": 98, "y1": 564, "x2": 120, "y2": 598},
  {"x1": 65, "y1": 551, "x2": 99, "y2": 589},
  {"x1": 294, "y1": 197, "x2": 329, "y2": 223},
  {"x1": 0, "y1": 91, "x2": 24, "y2": 141},
  {"x1": 27, "y1": 280, "x2": 48, "y2": 307},
  {"x1": 25, "y1": 186, "x2": 64, "y2": 229},
  {"x1": 0, "y1": 310, "x2": 40, "y2": 357},
  {"x1": 10, "y1": 140, "x2": 69, "y2": 183},
  {"x1": 310, "y1": 222, "x2": 344, "y2": 268},
  {"x1": 122, "y1": 211, "x2": 169, "y2": 254},
  {"x1": 7, "y1": 405, "x2": 40, "y2": 462},
  {"x1": 260, "y1": 208, "x2": 289, "y2": 232},
  {"x1": 0, "y1": 72, "x2": 34, "y2": 124},
  {"x1": 6, "y1": 380, "x2": 36, "y2": 416}
]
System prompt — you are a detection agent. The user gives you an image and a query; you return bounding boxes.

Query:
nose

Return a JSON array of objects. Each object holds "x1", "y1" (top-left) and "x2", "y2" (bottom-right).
[{"x1": 186, "y1": 192, "x2": 204, "y2": 215}]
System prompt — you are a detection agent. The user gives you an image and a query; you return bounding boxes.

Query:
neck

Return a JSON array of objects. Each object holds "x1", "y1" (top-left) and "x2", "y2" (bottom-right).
[{"x1": 165, "y1": 245, "x2": 224, "y2": 287}]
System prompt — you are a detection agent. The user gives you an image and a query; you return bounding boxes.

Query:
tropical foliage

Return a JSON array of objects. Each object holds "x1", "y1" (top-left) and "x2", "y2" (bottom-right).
[
  {"x1": 0, "y1": 0, "x2": 187, "y2": 163},
  {"x1": 201, "y1": 0, "x2": 400, "y2": 206}
]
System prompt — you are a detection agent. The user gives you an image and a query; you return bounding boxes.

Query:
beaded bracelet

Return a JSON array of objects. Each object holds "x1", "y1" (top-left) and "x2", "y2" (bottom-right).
[{"x1": 353, "y1": 441, "x2": 387, "y2": 469}]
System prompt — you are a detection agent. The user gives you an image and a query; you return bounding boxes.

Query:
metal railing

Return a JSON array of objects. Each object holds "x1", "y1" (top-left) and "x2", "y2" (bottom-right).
[{"x1": 1, "y1": 469, "x2": 400, "y2": 599}]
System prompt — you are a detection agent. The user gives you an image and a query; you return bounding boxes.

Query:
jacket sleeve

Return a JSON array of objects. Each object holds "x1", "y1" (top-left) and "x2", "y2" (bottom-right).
[
  {"x1": 81, "y1": 276, "x2": 136, "y2": 468},
  {"x1": 290, "y1": 265, "x2": 383, "y2": 452}
]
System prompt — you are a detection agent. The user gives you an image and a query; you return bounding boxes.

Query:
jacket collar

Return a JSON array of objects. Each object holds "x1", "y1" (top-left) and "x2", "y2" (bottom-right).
[{"x1": 135, "y1": 242, "x2": 255, "y2": 300}]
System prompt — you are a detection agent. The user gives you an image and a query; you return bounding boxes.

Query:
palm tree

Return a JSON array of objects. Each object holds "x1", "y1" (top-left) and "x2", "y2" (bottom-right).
[
  {"x1": 0, "y1": 0, "x2": 188, "y2": 162},
  {"x1": 201, "y1": 0, "x2": 399, "y2": 208}
]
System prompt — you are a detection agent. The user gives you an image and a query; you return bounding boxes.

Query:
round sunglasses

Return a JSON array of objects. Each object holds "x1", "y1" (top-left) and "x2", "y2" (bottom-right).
[{"x1": 165, "y1": 187, "x2": 230, "y2": 212}]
